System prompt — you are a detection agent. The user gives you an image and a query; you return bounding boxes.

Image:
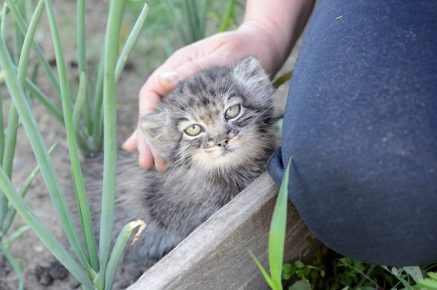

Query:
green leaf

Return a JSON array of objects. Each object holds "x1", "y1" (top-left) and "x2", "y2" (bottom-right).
[
  {"x1": 249, "y1": 251, "x2": 276, "y2": 290},
  {"x1": 289, "y1": 280, "x2": 311, "y2": 290},
  {"x1": 104, "y1": 220, "x2": 146, "y2": 289},
  {"x1": 282, "y1": 263, "x2": 293, "y2": 280},
  {"x1": 0, "y1": 242, "x2": 24, "y2": 290},
  {"x1": 0, "y1": 168, "x2": 92, "y2": 288},
  {"x1": 98, "y1": 0, "x2": 127, "y2": 285},
  {"x1": 403, "y1": 266, "x2": 423, "y2": 282},
  {"x1": 427, "y1": 272, "x2": 437, "y2": 281},
  {"x1": 6, "y1": 0, "x2": 60, "y2": 95},
  {"x1": 417, "y1": 278, "x2": 437, "y2": 290},
  {"x1": 4, "y1": 225, "x2": 30, "y2": 249},
  {"x1": 115, "y1": 1, "x2": 149, "y2": 81},
  {"x1": 0, "y1": 17, "x2": 88, "y2": 272},
  {"x1": 44, "y1": 0, "x2": 98, "y2": 269},
  {"x1": 268, "y1": 158, "x2": 292, "y2": 290}
]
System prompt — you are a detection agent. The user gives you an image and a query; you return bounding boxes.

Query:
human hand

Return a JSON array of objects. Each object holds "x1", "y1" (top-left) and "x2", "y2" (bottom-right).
[{"x1": 122, "y1": 24, "x2": 282, "y2": 170}]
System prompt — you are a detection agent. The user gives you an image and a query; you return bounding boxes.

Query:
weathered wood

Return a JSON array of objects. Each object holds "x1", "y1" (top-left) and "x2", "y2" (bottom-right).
[{"x1": 128, "y1": 172, "x2": 313, "y2": 290}]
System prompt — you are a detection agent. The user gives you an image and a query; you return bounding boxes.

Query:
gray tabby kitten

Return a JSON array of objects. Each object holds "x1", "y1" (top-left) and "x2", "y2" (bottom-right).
[
  {"x1": 131, "y1": 56, "x2": 276, "y2": 259},
  {"x1": 37, "y1": 57, "x2": 277, "y2": 286}
]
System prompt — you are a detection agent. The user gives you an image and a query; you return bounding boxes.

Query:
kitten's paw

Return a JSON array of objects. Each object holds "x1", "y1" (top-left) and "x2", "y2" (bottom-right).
[{"x1": 35, "y1": 260, "x2": 69, "y2": 286}]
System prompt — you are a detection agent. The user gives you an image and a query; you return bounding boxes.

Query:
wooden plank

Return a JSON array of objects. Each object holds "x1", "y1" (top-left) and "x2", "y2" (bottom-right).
[{"x1": 128, "y1": 172, "x2": 313, "y2": 290}]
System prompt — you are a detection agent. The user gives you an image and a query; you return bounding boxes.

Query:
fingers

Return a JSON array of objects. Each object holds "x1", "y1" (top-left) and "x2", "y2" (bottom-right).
[
  {"x1": 122, "y1": 130, "x2": 138, "y2": 152},
  {"x1": 158, "y1": 71, "x2": 179, "y2": 91},
  {"x1": 154, "y1": 156, "x2": 167, "y2": 172},
  {"x1": 138, "y1": 133, "x2": 154, "y2": 170}
]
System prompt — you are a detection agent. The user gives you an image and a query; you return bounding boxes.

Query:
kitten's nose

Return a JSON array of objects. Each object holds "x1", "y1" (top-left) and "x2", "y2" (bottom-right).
[{"x1": 215, "y1": 135, "x2": 229, "y2": 147}]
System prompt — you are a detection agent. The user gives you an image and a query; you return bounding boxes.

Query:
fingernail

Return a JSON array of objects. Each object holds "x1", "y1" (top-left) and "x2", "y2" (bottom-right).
[
  {"x1": 155, "y1": 158, "x2": 167, "y2": 172},
  {"x1": 159, "y1": 72, "x2": 179, "y2": 87}
]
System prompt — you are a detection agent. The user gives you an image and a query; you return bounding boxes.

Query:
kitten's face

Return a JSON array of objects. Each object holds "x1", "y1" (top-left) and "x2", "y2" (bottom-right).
[{"x1": 141, "y1": 57, "x2": 274, "y2": 171}]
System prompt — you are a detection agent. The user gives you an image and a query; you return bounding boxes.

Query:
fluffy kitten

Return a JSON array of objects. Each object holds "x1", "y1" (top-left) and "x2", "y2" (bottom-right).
[
  {"x1": 129, "y1": 56, "x2": 275, "y2": 257},
  {"x1": 38, "y1": 57, "x2": 277, "y2": 287}
]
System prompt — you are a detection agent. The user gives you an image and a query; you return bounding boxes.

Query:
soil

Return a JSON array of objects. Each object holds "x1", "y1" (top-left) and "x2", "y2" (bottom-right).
[{"x1": 0, "y1": 1, "x2": 300, "y2": 289}]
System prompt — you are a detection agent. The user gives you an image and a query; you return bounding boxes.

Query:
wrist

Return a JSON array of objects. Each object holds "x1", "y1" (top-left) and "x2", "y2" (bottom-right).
[{"x1": 237, "y1": 21, "x2": 286, "y2": 75}]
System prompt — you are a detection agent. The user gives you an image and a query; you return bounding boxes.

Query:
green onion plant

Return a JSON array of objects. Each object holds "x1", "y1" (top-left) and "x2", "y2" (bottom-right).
[{"x1": 0, "y1": 0, "x2": 148, "y2": 288}]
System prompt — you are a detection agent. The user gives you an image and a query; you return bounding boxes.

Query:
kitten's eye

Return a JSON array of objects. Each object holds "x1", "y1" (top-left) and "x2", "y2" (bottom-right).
[
  {"x1": 225, "y1": 104, "x2": 241, "y2": 120},
  {"x1": 184, "y1": 124, "x2": 203, "y2": 136}
]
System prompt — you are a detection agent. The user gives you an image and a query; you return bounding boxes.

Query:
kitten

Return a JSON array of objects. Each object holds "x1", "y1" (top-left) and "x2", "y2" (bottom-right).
[
  {"x1": 124, "y1": 56, "x2": 276, "y2": 262},
  {"x1": 37, "y1": 57, "x2": 277, "y2": 287}
]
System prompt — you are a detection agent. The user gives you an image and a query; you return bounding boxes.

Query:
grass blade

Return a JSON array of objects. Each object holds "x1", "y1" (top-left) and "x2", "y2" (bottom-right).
[
  {"x1": 0, "y1": 87, "x2": 4, "y2": 162},
  {"x1": 0, "y1": 168, "x2": 93, "y2": 288},
  {"x1": 76, "y1": 0, "x2": 93, "y2": 133},
  {"x1": 104, "y1": 220, "x2": 146, "y2": 289},
  {"x1": 0, "y1": 29, "x2": 89, "y2": 270},
  {"x1": 0, "y1": 84, "x2": 6, "y2": 226},
  {"x1": 0, "y1": 242, "x2": 24, "y2": 290},
  {"x1": 0, "y1": 106, "x2": 18, "y2": 222},
  {"x1": 91, "y1": 58, "x2": 103, "y2": 151},
  {"x1": 1, "y1": 0, "x2": 46, "y2": 227},
  {"x1": 77, "y1": 0, "x2": 86, "y2": 75},
  {"x1": 4, "y1": 225, "x2": 30, "y2": 249},
  {"x1": 272, "y1": 71, "x2": 293, "y2": 89},
  {"x1": 249, "y1": 251, "x2": 276, "y2": 290},
  {"x1": 218, "y1": 0, "x2": 235, "y2": 32},
  {"x1": 268, "y1": 159, "x2": 291, "y2": 290},
  {"x1": 24, "y1": 78, "x2": 64, "y2": 123},
  {"x1": 0, "y1": 4, "x2": 7, "y2": 37},
  {"x1": 2, "y1": 143, "x2": 57, "y2": 235},
  {"x1": 6, "y1": 0, "x2": 60, "y2": 95},
  {"x1": 115, "y1": 1, "x2": 149, "y2": 81},
  {"x1": 44, "y1": 0, "x2": 99, "y2": 270},
  {"x1": 73, "y1": 72, "x2": 87, "y2": 138},
  {"x1": 98, "y1": 0, "x2": 127, "y2": 282}
]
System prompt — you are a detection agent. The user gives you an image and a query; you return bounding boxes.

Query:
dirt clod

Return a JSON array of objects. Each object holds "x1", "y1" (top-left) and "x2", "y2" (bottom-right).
[{"x1": 35, "y1": 261, "x2": 69, "y2": 286}]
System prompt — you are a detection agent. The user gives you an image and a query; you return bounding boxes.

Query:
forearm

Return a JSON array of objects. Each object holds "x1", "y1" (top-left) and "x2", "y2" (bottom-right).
[{"x1": 239, "y1": 0, "x2": 314, "y2": 74}]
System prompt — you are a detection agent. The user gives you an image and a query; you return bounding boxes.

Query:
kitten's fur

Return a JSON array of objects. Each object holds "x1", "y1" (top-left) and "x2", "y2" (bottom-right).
[{"x1": 45, "y1": 57, "x2": 276, "y2": 286}]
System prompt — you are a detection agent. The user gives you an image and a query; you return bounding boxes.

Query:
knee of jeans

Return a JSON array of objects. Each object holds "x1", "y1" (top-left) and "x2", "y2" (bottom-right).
[
  {"x1": 288, "y1": 160, "x2": 437, "y2": 266},
  {"x1": 267, "y1": 148, "x2": 285, "y2": 185}
]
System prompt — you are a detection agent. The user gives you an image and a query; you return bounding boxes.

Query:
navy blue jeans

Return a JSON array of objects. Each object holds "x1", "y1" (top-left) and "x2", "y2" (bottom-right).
[{"x1": 268, "y1": 0, "x2": 437, "y2": 266}]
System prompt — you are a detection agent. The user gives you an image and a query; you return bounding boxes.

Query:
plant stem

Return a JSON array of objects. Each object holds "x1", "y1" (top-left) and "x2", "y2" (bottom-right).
[
  {"x1": 91, "y1": 58, "x2": 104, "y2": 151},
  {"x1": 104, "y1": 220, "x2": 146, "y2": 289},
  {"x1": 0, "y1": 89, "x2": 4, "y2": 163},
  {"x1": 44, "y1": 0, "x2": 99, "y2": 270},
  {"x1": 0, "y1": 20, "x2": 89, "y2": 272},
  {"x1": 0, "y1": 107, "x2": 18, "y2": 223},
  {"x1": 77, "y1": 0, "x2": 92, "y2": 133},
  {"x1": 115, "y1": 1, "x2": 149, "y2": 81},
  {"x1": 6, "y1": 0, "x2": 61, "y2": 95},
  {"x1": 4, "y1": 225, "x2": 30, "y2": 249},
  {"x1": 24, "y1": 78, "x2": 64, "y2": 123},
  {"x1": 0, "y1": 242, "x2": 24, "y2": 290},
  {"x1": 98, "y1": 0, "x2": 127, "y2": 285},
  {"x1": 2, "y1": 144, "x2": 56, "y2": 235},
  {"x1": 0, "y1": 168, "x2": 93, "y2": 288}
]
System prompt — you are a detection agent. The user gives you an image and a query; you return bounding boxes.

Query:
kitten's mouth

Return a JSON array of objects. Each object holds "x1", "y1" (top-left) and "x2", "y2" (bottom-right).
[{"x1": 205, "y1": 146, "x2": 235, "y2": 155}]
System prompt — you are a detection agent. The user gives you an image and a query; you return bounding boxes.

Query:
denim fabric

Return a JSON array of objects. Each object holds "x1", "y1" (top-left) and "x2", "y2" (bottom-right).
[{"x1": 268, "y1": 0, "x2": 437, "y2": 266}]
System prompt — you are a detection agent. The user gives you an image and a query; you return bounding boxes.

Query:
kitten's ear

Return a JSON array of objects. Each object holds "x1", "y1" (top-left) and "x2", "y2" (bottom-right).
[
  {"x1": 140, "y1": 110, "x2": 178, "y2": 161},
  {"x1": 232, "y1": 56, "x2": 271, "y2": 90}
]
